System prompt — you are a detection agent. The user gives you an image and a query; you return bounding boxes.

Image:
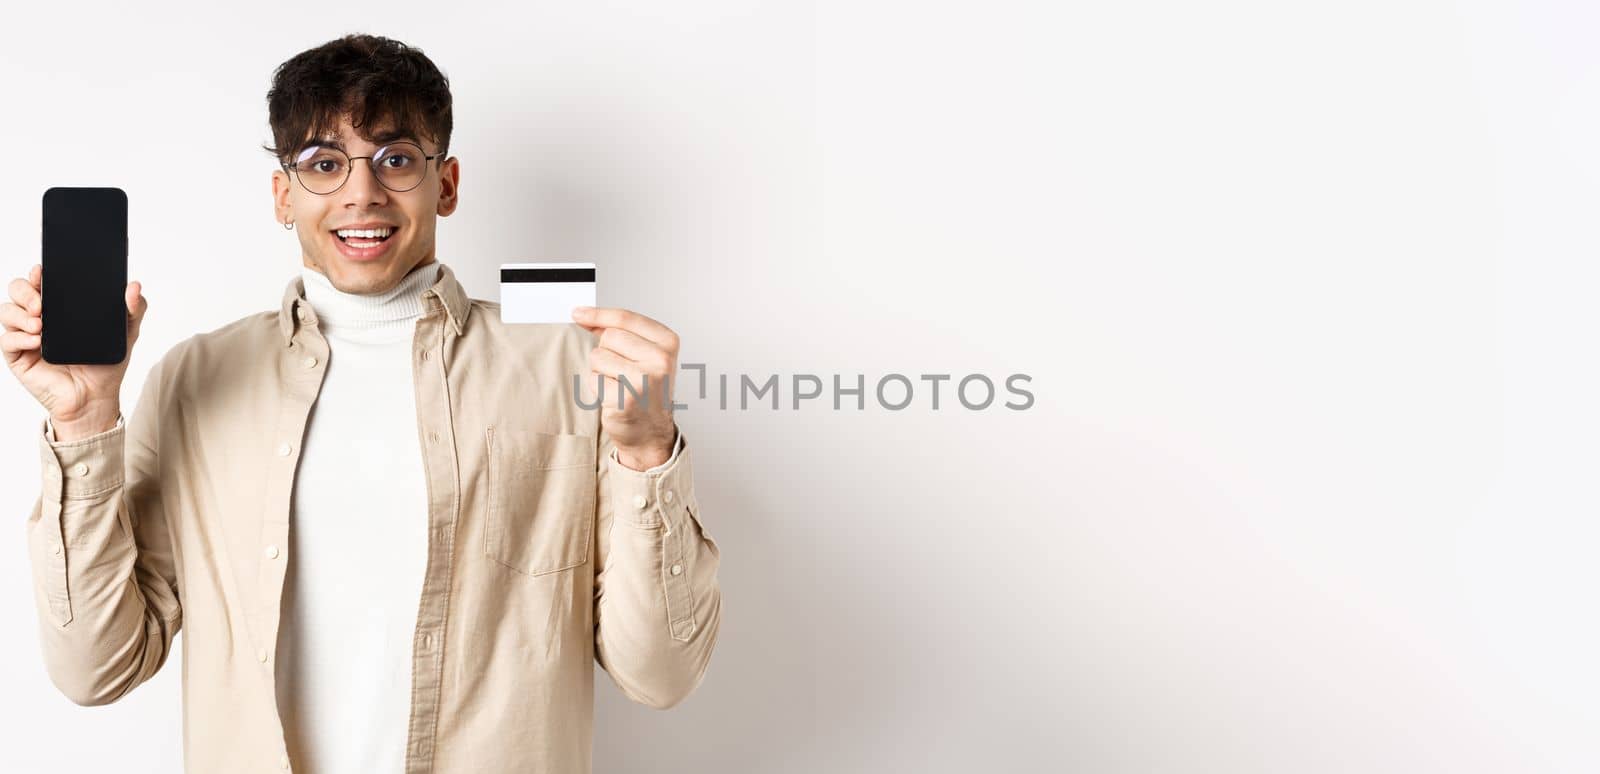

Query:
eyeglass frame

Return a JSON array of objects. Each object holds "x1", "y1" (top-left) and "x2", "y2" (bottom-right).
[{"x1": 279, "y1": 140, "x2": 448, "y2": 195}]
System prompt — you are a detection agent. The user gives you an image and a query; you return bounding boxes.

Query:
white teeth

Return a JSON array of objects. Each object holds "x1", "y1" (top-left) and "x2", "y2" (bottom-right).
[{"x1": 335, "y1": 227, "x2": 393, "y2": 239}]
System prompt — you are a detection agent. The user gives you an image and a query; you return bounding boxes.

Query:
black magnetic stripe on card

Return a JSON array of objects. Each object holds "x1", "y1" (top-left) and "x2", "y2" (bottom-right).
[{"x1": 501, "y1": 268, "x2": 596, "y2": 283}]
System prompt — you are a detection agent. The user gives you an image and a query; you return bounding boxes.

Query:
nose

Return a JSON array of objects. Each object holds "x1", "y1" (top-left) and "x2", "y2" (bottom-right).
[{"x1": 340, "y1": 156, "x2": 390, "y2": 207}]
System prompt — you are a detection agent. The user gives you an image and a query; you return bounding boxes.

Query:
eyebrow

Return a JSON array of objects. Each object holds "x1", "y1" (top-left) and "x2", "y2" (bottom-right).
[{"x1": 304, "y1": 129, "x2": 421, "y2": 152}]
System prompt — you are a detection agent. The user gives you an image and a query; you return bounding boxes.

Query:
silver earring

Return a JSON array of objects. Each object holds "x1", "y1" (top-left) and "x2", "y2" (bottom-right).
[{"x1": 283, "y1": 219, "x2": 295, "y2": 231}]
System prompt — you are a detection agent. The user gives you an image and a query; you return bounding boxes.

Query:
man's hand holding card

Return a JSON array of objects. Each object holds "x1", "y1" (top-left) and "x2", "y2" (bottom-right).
[
  {"x1": 572, "y1": 305, "x2": 680, "y2": 470},
  {"x1": 498, "y1": 262, "x2": 679, "y2": 470}
]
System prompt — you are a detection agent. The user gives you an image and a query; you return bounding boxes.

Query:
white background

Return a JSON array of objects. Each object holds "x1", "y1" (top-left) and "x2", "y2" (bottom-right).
[{"x1": 1, "y1": 1, "x2": 1596, "y2": 772}]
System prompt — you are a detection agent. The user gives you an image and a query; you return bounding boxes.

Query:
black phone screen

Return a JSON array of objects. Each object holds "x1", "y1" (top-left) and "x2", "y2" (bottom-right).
[{"x1": 41, "y1": 187, "x2": 128, "y2": 365}]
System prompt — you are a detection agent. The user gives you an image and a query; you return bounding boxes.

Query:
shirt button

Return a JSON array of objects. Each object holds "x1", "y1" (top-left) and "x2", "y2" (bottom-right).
[
  {"x1": 277, "y1": 442, "x2": 292, "y2": 457},
  {"x1": 670, "y1": 563, "x2": 683, "y2": 576},
  {"x1": 429, "y1": 431, "x2": 440, "y2": 443},
  {"x1": 72, "y1": 462, "x2": 89, "y2": 476},
  {"x1": 302, "y1": 356, "x2": 317, "y2": 368},
  {"x1": 51, "y1": 544, "x2": 62, "y2": 555},
  {"x1": 632, "y1": 494, "x2": 648, "y2": 510},
  {"x1": 420, "y1": 350, "x2": 429, "y2": 361},
  {"x1": 265, "y1": 545, "x2": 280, "y2": 560},
  {"x1": 663, "y1": 490, "x2": 675, "y2": 504},
  {"x1": 257, "y1": 649, "x2": 269, "y2": 663}
]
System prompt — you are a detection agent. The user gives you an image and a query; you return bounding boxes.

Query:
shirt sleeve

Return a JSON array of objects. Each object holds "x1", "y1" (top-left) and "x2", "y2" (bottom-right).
[
  {"x1": 591, "y1": 423, "x2": 721, "y2": 709},
  {"x1": 26, "y1": 364, "x2": 183, "y2": 706}
]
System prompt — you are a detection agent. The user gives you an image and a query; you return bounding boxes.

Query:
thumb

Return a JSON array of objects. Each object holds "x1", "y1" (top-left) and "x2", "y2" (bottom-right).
[{"x1": 126, "y1": 281, "x2": 147, "y2": 336}]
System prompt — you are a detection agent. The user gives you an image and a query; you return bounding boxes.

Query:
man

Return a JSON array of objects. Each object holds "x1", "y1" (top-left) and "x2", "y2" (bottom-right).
[{"x1": 0, "y1": 33, "x2": 721, "y2": 773}]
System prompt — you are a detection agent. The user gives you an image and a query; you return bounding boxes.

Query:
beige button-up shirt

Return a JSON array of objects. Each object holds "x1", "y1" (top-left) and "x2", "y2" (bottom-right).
[{"x1": 23, "y1": 262, "x2": 723, "y2": 773}]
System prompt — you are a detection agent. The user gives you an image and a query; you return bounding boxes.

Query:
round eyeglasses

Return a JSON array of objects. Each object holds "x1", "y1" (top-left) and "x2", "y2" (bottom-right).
[{"x1": 282, "y1": 141, "x2": 446, "y2": 195}]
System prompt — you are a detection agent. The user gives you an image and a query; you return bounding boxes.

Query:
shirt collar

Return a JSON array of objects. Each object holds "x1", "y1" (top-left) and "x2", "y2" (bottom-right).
[{"x1": 280, "y1": 261, "x2": 471, "y2": 345}]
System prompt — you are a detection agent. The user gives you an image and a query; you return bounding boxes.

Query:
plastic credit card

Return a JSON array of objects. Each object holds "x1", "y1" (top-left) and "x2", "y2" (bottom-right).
[{"x1": 499, "y1": 262, "x2": 596, "y2": 324}]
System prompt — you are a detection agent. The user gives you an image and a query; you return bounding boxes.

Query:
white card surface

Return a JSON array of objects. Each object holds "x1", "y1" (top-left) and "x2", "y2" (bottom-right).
[{"x1": 499, "y1": 262, "x2": 596, "y2": 324}]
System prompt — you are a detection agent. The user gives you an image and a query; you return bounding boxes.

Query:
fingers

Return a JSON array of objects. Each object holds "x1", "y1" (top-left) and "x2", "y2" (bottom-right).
[
  {"x1": 0, "y1": 301, "x2": 41, "y2": 335},
  {"x1": 3, "y1": 267, "x2": 45, "y2": 366},
  {"x1": 587, "y1": 344, "x2": 667, "y2": 389},
  {"x1": 8, "y1": 275, "x2": 40, "y2": 315},
  {"x1": 589, "y1": 342, "x2": 676, "y2": 399},
  {"x1": 2, "y1": 265, "x2": 44, "y2": 334},
  {"x1": 587, "y1": 346, "x2": 635, "y2": 380},
  {"x1": 572, "y1": 307, "x2": 678, "y2": 350},
  {"x1": 1, "y1": 327, "x2": 41, "y2": 365},
  {"x1": 595, "y1": 326, "x2": 668, "y2": 367}
]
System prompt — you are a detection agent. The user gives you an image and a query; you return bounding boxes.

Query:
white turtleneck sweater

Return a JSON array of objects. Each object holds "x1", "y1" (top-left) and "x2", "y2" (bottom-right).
[
  {"x1": 273, "y1": 261, "x2": 681, "y2": 773},
  {"x1": 275, "y1": 261, "x2": 439, "y2": 774}
]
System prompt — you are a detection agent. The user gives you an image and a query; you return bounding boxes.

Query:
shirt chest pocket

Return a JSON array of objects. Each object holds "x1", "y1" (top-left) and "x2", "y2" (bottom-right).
[{"x1": 484, "y1": 427, "x2": 596, "y2": 576}]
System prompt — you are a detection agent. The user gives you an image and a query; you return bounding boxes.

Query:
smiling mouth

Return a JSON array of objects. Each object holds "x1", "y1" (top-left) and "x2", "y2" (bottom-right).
[{"x1": 333, "y1": 231, "x2": 396, "y2": 247}]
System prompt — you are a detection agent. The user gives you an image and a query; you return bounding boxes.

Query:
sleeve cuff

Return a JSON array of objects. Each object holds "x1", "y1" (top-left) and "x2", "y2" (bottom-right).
[
  {"x1": 39, "y1": 414, "x2": 127, "y2": 500},
  {"x1": 44, "y1": 414, "x2": 125, "y2": 443},
  {"x1": 606, "y1": 431, "x2": 696, "y2": 529}
]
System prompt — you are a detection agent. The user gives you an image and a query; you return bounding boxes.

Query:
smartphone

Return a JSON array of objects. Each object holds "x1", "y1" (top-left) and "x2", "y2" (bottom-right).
[{"x1": 41, "y1": 187, "x2": 128, "y2": 365}]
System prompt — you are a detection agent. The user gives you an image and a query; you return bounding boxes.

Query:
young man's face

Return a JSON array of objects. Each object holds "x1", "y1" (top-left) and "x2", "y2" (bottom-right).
[{"x1": 271, "y1": 113, "x2": 459, "y2": 294}]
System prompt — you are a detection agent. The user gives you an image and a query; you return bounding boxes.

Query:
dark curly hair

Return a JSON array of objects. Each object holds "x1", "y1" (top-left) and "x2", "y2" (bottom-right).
[{"x1": 262, "y1": 34, "x2": 453, "y2": 167}]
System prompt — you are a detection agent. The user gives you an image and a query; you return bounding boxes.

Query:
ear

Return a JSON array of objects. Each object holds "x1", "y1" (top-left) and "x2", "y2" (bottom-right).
[
  {"x1": 436, "y1": 156, "x2": 460, "y2": 217},
  {"x1": 271, "y1": 168, "x2": 293, "y2": 224}
]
